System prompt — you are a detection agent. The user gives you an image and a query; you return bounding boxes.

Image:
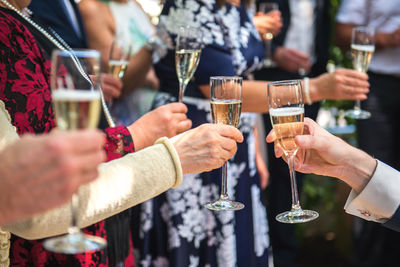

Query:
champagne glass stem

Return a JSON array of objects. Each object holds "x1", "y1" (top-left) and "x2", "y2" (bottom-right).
[
  {"x1": 68, "y1": 194, "x2": 80, "y2": 234},
  {"x1": 220, "y1": 162, "x2": 229, "y2": 200},
  {"x1": 179, "y1": 82, "x2": 187, "y2": 102},
  {"x1": 354, "y1": 100, "x2": 361, "y2": 110},
  {"x1": 288, "y1": 154, "x2": 301, "y2": 210},
  {"x1": 264, "y1": 36, "x2": 273, "y2": 67}
]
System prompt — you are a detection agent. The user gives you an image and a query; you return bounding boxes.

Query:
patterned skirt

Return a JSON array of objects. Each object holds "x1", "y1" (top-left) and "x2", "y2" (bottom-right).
[{"x1": 131, "y1": 93, "x2": 269, "y2": 267}]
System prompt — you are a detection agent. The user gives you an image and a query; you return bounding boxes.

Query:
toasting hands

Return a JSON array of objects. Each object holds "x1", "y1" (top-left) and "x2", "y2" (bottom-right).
[
  {"x1": 266, "y1": 118, "x2": 376, "y2": 193},
  {"x1": 127, "y1": 103, "x2": 192, "y2": 151},
  {"x1": 172, "y1": 123, "x2": 243, "y2": 174}
]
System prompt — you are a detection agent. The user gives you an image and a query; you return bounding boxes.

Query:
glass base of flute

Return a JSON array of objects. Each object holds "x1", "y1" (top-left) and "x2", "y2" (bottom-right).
[
  {"x1": 276, "y1": 154, "x2": 318, "y2": 224},
  {"x1": 43, "y1": 195, "x2": 107, "y2": 254},
  {"x1": 43, "y1": 229, "x2": 107, "y2": 254},
  {"x1": 204, "y1": 162, "x2": 244, "y2": 211},
  {"x1": 276, "y1": 205, "x2": 319, "y2": 224},
  {"x1": 344, "y1": 100, "x2": 371, "y2": 119}
]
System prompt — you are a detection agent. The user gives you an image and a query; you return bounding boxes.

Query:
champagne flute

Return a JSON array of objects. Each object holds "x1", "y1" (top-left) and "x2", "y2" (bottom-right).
[
  {"x1": 175, "y1": 26, "x2": 202, "y2": 102},
  {"x1": 204, "y1": 76, "x2": 244, "y2": 211},
  {"x1": 108, "y1": 39, "x2": 132, "y2": 80},
  {"x1": 268, "y1": 80, "x2": 318, "y2": 223},
  {"x1": 345, "y1": 26, "x2": 375, "y2": 119},
  {"x1": 259, "y1": 2, "x2": 279, "y2": 67},
  {"x1": 43, "y1": 49, "x2": 107, "y2": 253}
]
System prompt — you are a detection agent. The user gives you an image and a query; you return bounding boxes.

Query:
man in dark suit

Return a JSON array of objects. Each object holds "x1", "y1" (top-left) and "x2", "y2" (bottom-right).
[
  {"x1": 29, "y1": 0, "x2": 88, "y2": 49},
  {"x1": 253, "y1": 1, "x2": 331, "y2": 266}
]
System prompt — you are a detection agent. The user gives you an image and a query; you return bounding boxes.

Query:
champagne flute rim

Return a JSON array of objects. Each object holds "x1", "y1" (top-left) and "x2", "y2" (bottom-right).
[
  {"x1": 268, "y1": 79, "x2": 301, "y2": 87},
  {"x1": 210, "y1": 76, "x2": 242, "y2": 80},
  {"x1": 52, "y1": 48, "x2": 100, "y2": 58},
  {"x1": 353, "y1": 26, "x2": 375, "y2": 33}
]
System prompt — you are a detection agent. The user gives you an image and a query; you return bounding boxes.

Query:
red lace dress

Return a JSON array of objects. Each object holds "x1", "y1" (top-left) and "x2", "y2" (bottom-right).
[{"x1": 0, "y1": 9, "x2": 135, "y2": 266}]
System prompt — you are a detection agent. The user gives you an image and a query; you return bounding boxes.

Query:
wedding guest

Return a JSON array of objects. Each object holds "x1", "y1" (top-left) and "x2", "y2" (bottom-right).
[{"x1": 131, "y1": 0, "x2": 369, "y2": 266}]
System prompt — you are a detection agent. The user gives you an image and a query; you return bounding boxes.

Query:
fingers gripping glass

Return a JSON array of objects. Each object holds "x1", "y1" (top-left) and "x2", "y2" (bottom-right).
[
  {"x1": 268, "y1": 80, "x2": 318, "y2": 223},
  {"x1": 43, "y1": 49, "x2": 107, "y2": 254},
  {"x1": 345, "y1": 26, "x2": 375, "y2": 120},
  {"x1": 204, "y1": 76, "x2": 244, "y2": 211},
  {"x1": 175, "y1": 26, "x2": 203, "y2": 102}
]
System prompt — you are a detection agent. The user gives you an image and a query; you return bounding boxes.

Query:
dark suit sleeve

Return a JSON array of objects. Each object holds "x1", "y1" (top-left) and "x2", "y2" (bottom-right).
[{"x1": 383, "y1": 206, "x2": 400, "y2": 232}]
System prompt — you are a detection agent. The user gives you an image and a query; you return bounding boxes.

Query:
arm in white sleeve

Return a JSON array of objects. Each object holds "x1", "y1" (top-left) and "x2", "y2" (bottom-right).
[
  {"x1": 336, "y1": 0, "x2": 367, "y2": 25},
  {"x1": 344, "y1": 160, "x2": 400, "y2": 223}
]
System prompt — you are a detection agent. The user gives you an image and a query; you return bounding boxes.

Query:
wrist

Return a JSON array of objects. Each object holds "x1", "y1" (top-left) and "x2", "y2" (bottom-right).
[
  {"x1": 127, "y1": 122, "x2": 146, "y2": 151},
  {"x1": 307, "y1": 77, "x2": 322, "y2": 103},
  {"x1": 302, "y1": 77, "x2": 312, "y2": 105},
  {"x1": 342, "y1": 148, "x2": 377, "y2": 193}
]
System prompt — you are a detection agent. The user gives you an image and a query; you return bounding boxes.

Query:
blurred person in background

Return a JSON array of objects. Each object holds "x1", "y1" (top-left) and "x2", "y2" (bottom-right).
[
  {"x1": 78, "y1": 0, "x2": 161, "y2": 126},
  {"x1": 336, "y1": 0, "x2": 400, "y2": 266},
  {"x1": 253, "y1": 1, "x2": 332, "y2": 266}
]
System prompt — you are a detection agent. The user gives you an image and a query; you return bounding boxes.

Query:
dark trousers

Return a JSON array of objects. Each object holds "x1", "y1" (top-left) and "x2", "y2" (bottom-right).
[
  {"x1": 255, "y1": 67, "x2": 320, "y2": 267},
  {"x1": 352, "y1": 72, "x2": 400, "y2": 267}
]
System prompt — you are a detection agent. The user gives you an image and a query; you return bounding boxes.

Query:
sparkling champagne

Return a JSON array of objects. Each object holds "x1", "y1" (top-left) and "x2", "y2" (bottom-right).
[
  {"x1": 108, "y1": 60, "x2": 128, "y2": 79},
  {"x1": 210, "y1": 99, "x2": 242, "y2": 127},
  {"x1": 351, "y1": 44, "x2": 375, "y2": 73},
  {"x1": 52, "y1": 89, "x2": 101, "y2": 130},
  {"x1": 175, "y1": 49, "x2": 201, "y2": 85},
  {"x1": 270, "y1": 107, "x2": 304, "y2": 155}
]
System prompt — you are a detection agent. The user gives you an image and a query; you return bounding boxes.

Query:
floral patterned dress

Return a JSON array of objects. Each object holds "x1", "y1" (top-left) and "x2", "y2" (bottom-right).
[
  {"x1": 131, "y1": 1, "x2": 269, "y2": 266},
  {"x1": 0, "y1": 8, "x2": 135, "y2": 266}
]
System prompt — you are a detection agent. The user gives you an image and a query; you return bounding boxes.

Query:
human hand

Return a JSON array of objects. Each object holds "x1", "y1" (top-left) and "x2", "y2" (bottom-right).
[
  {"x1": 377, "y1": 27, "x2": 400, "y2": 48},
  {"x1": 0, "y1": 130, "x2": 105, "y2": 225},
  {"x1": 309, "y1": 68, "x2": 370, "y2": 102},
  {"x1": 101, "y1": 73, "x2": 123, "y2": 101},
  {"x1": 172, "y1": 123, "x2": 243, "y2": 174},
  {"x1": 128, "y1": 103, "x2": 192, "y2": 151},
  {"x1": 273, "y1": 47, "x2": 311, "y2": 74},
  {"x1": 254, "y1": 10, "x2": 282, "y2": 38},
  {"x1": 266, "y1": 118, "x2": 376, "y2": 192}
]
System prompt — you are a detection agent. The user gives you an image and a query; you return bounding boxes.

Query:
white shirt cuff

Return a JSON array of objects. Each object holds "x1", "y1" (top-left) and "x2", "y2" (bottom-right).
[{"x1": 344, "y1": 160, "x2": 400, "y2": 223}]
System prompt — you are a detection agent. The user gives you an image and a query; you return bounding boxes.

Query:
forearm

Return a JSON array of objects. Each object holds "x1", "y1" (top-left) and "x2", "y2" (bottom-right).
[
  {"x1": 340, "y1": 147, "x2": 377, "y2": 193},
  {"x1": 122, "y1": 48, "x2": 153, "y2": 96},
  {"x1": 4, "y1": 138, "x2": 182, "y2": 239}
]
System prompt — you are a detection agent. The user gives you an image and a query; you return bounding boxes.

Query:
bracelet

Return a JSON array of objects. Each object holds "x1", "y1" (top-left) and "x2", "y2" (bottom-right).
[{"x1": 303, "y1": 77, "x2": 312, "y2": 105}]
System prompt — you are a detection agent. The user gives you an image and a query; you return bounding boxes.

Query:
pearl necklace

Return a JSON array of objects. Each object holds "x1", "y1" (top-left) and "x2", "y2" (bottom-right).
[{"x1": 0, "y1": 0, "x2": 116, "y2": 127}]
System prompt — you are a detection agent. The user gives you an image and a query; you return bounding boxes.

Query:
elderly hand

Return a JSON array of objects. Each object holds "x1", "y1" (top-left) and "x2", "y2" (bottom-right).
[
  {"x1": 101, "y1": 73, "x2": 123, "y2": 101},
  {"x1": 273, "y1": 47, "x2": 312, "y2": 74},
  {"x1": 254, "y1": 10, "x2": 282, "y2": 38},
  {"x1": 128, "y1": 103, "x2": 192, "y2": 151},
  {"x1": 0, "y1": 130, "x2": 105, "y2": 225},
  {"x1": 266, "y1": 118, "x2": 376, "y2": 193},
  {"x1": 309, "y1": 68, "x2": 370, "y2": 102},
  {"x1": 172, "y1": 123, "x2": 243, "y2": 174}
]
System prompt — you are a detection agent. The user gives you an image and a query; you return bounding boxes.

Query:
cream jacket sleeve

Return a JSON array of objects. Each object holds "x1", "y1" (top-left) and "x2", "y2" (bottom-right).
[
  {"x1": 344, "y1": 160, "x2": 400, "y2": 223},
  {"x1": 0, "y1": 101, "x2": 183, "y2": 240}
]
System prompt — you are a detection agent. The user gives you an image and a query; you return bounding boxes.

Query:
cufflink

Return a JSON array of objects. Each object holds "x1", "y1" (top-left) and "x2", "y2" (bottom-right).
[{"x1": 359, "y1": 210, "x2": 371, "y2": 217}]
